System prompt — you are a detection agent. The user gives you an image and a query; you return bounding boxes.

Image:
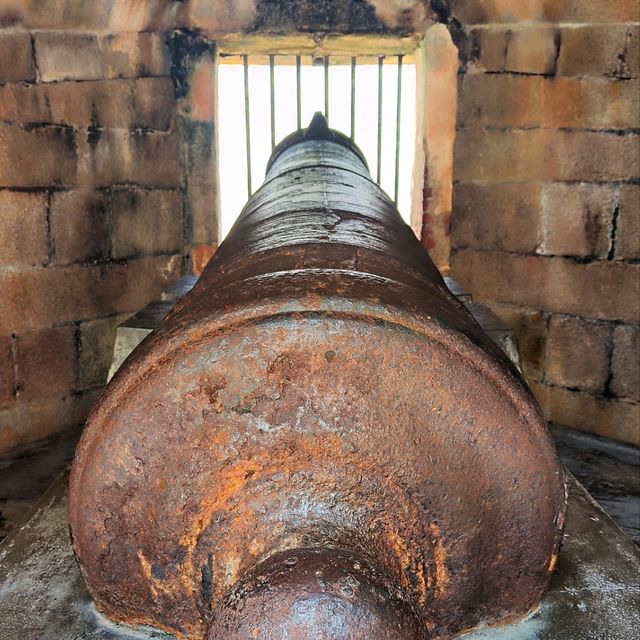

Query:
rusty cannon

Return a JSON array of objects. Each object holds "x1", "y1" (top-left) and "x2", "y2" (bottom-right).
[{"x1": 69, "y1": 113, "x2": 565, "y2": 640}]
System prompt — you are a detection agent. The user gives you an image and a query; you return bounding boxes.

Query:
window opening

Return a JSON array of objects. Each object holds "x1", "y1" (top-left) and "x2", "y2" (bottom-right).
[{"x1": 217, "y1": 54, "x2": 417, "y2": 239}]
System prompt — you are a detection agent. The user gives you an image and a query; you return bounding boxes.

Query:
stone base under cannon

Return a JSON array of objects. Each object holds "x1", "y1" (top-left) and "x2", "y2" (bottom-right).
[{"x1": 0, "y1": 469, "x2": 637, "y2": 640}]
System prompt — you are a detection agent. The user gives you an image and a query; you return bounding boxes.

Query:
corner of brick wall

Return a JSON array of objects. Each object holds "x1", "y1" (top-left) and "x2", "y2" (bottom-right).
[
  {"x1": 449, "y1": 2, "x2": 640, "y2": 445},
  {"x1": 0, "y1": 29, "x2": 191, "y2": 452}
]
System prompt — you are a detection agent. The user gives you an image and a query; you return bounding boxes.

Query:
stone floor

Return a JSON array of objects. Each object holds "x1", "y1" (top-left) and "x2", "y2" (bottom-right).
[{"x1": 1, "y1": 423, "x2": 639, "y2": 545}]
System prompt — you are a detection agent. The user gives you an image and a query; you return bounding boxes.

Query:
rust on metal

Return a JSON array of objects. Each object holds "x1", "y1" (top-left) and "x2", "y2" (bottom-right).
[{"x1": 69, "y1": 113, "x2": 566, "y2": 639}]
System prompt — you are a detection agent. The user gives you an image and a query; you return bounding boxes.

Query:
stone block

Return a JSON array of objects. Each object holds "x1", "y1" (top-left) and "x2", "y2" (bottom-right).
[
  {"x1": 45, "y1": 79, "x2": 134, "y2": 129},
  {"x1": 15, "y1": 325, "x2": 77, "y2": 400},
  {"x1": 0, "y1": 337, "x2": 15, "y2": 409},
  {"x1": 0, "y1": 31, "x2": 35, "y2": 83},
  {"x1": 0, "y1": 389, "x2": 101, "y2": 454},
  {"x1": 0, "y1": 123, "x2": 77, "y2": 188},
  {"x1": 491, "y1": 305, "x2": 548, "y2": 382},
  {"x1": 451, "y1": 183, "x2": 542, "y2": 254},
  {"x1": 453, "y1": 0, "x2": 639, "y2": 24},
  {"x1": 546, "y1": 316, "x2": 610, "y2": 393},
  {"x1": 50, "y1": 190, "x2": 110, "y2": 265},
  {"x1": 0, "y1": 190, "x2": 48, "y2": 268},
  {"x1": 505, "y1": 27, "x2": 558, "y2": 75},
  {"x1": 557, "y1": 25, "x2": 628, "y2": 77},
  {"x1": 531, "y1": 382, "x2": 640, "y2": 446},
  {"x1": 467, "y1": 28, "x2": 508, "y2": 71},
  {"x1": 538, "y1": 184, "x2": 616, "y2": 258},
  {"x1": 77, "y1": 129, "x2": 180, "y2": 188},
  {"x1": 100, "y1": 32, "x2": 169, "y2": 79},
  {"x1": 455, "y1": 129, "x2": 639, "y2": 183},
  {"x1": 78, "y1": 315, "x2": 127, "y2": 389},
  {"x1": 614, "y1": 184, "x2": 640, "y2": 260},
  {"x1": 0, "y1": 256, "x2": 181, "y2": 333},
  {"x1": 458, "y1": 74, "x2": 639, "y2": 130},
  {"x1": 34, "y1": 32, "x2": 103, "y2": 82},
  {"x1": 451, "y1": 250, "x2": 640, "y2": 323},
  {"x1": 611, "y1": 325, "x2": 640, "y2": 401},
  {"x1": 111, "y1": 188, "x2": 183, "y2": 258},
  {"x1": 623, "y1": 25, "x2": 639, "y2": 78},
  {"x1": 132, "y1": 77, "x2": 176, "y2": 130},
  {"x1": 0, "y1": 84, "x2": 51, "y2": 123}
]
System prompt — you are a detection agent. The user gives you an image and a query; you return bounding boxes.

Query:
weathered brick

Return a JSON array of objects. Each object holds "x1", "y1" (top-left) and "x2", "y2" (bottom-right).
[
  {"x1": 0, "y1": 256, "x2": 181, "y2": 334},
  {"x1": 50, "y1": 190, "x2": 110, "y2": 265},
  {"x1": 451, "y1": 250, "x2": 640, "y2": 323},
  {"x1": 557, "y1": 25, "x2": 629, "y2": 77},
  {"x1": 0, "y1": 336, "x2": 15, "y2": 409},
  {"x1": 451, "y1": 183, "x2": 542, "y2": 253},
  {"x1": 538, "y1": 184, "x2": 616, "y2": 258},
  {"x1": 15, "y1": 325, "x2": 77, "y2": 400},
  {"x1": 34, "y1": 32, "x2": 103, "y2": 82},
  {"x1": 611, "y1": 325, "x2": 639, "y2": 401},
  {"x1": 491, "y1": 305, "x2": 548, "y2": 382},
  {"x1": 0, "y1": 31, "x2": 35, "y2": 83},
  {"x1": 78, "y1": 315, "x2": 127, "y2": 389},
  {"x1": 0, "y1": 388, "x2": 100, "y2": 454},
  {"x1": 132, "y1": 77, "x2": 176, "y2": 130},
  {"x1": 100, "y1": 32, "x2": 168, "y2": 79},
  {"x1": 531, "y1": 382, "x2": 640, "y2": 446},
  {"x1": 454, "y1": 0, "x2": 640, "y2": 24},
  {"x1": 0, "y1": 83, "x2": 51, "y2": 123},
  {"x1": 458, "y1": 74, "x2": 639, "y2": 130},
  {"x1": 111, "y1": 188, "x2": 182, "y2": 258},
  {"x1": 45, "y1": 79, "x2": 134, "y2": 129},
  {"x1": 455, "y1": 129, "x2": 639, "y2": 182},
  {"x1": 546, "y1": 315, "x2": 610, "y2": 393},
  {"x1": 505, "y1": 27, "x2": 558, "y2": 75},
  {"x1": 614, "y1": 184, "x2": 640, "y2": 260},
  {"x1": 0, "y1": 190, "x2": 48, "y2": 267},
  {"x1": 0, "y1": 123, "x2": 77, "y2": 188},
  {"x1": 77, "y1": 129, "x2": 180, "y2": 188},
  {"x1": 467, "y1": 28, "x2": 508, "y2": 72}
]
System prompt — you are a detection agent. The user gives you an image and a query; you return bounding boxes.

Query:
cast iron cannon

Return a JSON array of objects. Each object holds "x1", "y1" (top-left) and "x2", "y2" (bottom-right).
[{"x1": 69, "y1": 114, "x2": 565, "y2": 639}]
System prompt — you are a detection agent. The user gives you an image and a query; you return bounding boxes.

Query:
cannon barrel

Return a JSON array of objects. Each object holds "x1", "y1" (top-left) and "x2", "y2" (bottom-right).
[{"x1": 69, "y1": 113, "x2": 565, "y2": 640}]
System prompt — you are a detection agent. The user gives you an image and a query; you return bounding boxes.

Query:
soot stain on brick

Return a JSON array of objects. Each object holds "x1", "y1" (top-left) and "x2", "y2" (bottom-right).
[
  {"x1": 166, "y1": 30, "x2": 215, "y2": 100},
  {"x1": 250, "y1": 0, "x2": 391, "y2": 35},
  {"x1": 430, "y1": 0, "x2": 466, "y2": 62},
  {"x1": 87, "y1": 103, "x2": 102, "y2": 149}
]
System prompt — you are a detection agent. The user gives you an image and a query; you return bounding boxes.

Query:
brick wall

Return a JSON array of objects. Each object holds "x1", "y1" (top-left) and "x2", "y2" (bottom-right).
[
  {"x1": 0, "y1": 30, "x2": 185, "y2": 452},
  {"x1": 449, "y1": 1, "x2": 640, "y2": 445}
]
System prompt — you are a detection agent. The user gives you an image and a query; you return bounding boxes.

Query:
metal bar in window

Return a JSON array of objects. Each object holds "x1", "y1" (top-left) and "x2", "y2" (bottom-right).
[
  {"x1": 324, "y1": 56, "x2": 330, "y2": 123},
  {"x1": 376, "y1": 55, "x2": 384, "y2": 184},
  {"x1": 269, "y1": 54, "x2": 276, "y2": 150},
  {"x1": 243, "y1": 54, "x2": 252, "y2": 196},
  {"x1": 350, "y1": 57, "x2": 356, "y2": 139},
  {"x1": 394, "y1": 54, "x2": 403, "y2": 205},
  {"x1": 296, "y1": 55, "x2": 302, "y2": 130}
]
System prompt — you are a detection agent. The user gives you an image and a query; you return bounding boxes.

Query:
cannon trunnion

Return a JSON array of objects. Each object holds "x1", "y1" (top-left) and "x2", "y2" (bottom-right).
[{"x1": 69, "y1": 114, "x2": 565, "y2": 639}]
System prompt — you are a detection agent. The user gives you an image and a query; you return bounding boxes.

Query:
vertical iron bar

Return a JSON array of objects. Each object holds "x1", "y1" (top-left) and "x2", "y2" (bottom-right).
[
  {"x1": 269, "y1": 54, "x2": 276, "y2": 150},
  {"x1": 350, "y1": 57, "x2": 356, "y2": 139},
  {"x1": 296, "y1": 55, "x2": 301, "y2": 130},
  {"x1": 394, "y1": 54, "x2": 403, "y2": 205},
  {"x1": 376, "y1": 56, "x2": 384, "y2": 184},
  {"x1": 324, "y1": 56, "x2": 329, "y2": 123},
  {"x1": 243, "y1": 54, "x2": 252, "y2": 196}
]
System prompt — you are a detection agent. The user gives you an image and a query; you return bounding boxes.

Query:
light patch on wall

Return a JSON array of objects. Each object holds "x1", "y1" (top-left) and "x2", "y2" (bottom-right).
[
  {"x1": 217, "y1": 58, "x2": 417, "y2": 239},
  {"x1": 366, "y1": 0, "x2": 428, "y2": 31}
]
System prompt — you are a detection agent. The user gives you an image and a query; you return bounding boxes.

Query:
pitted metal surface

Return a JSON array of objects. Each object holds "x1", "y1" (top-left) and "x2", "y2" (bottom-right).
[{"x1": 69, "y1": 114, "x2": 566, "y2": 639}]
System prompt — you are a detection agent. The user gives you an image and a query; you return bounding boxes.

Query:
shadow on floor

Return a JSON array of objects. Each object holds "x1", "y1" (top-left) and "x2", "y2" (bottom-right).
[{"x1": 1, "y1": 423, "x2": 639, "y2": 544}]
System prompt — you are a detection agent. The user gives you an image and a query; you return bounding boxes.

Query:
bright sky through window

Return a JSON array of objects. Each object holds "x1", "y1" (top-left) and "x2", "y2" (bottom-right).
[{"x1": 217, "y1": 59, "x2": 417, "y2": 239}]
